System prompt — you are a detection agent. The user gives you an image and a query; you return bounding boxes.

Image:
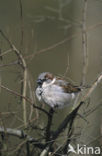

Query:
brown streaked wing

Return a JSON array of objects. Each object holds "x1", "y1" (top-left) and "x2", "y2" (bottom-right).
[
  {"x1": 54, "y1": 77, "x2": 81, "y2": 93},
  {"x1": 61, "y1": 83, "x2": 81, "y2": 93}
]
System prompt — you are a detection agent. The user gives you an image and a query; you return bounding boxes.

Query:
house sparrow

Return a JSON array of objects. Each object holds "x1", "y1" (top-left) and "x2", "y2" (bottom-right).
[{"x1": 35, "y1": 72, "x2": 81, "y2": 109}]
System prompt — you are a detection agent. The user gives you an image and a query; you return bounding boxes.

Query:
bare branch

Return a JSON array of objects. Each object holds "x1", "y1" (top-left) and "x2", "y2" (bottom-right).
[
  {"x1": 40, "y1": 102, "x2": 83, "y2": 156},
  {"x1": 45, "y1": 108, "x2": 54, "y2": 142},
  {"x1": 18, "y1": 0, "x2": 24, "y2": 49},
  {"x1": 82, "y1": 74, "x2": 102, "y2": 101},
  {"x1": 0, "y1": 84, "x2": 49, "y2": 116},
  {"x1": 81, "y1": 0, "x2": 88, "y2": 85},
  {"x1": 0, "y1": 60, "x2": 18, "y2": 67},
  {"x1": 0, "y1": 30, "x2": 27, "y2": 127},
  {"x1": 0, "y1": 49, "x2": 12, "y2": 57},
  {"x1": 25, "y1": 22, "x2": 102, "y2": 61}
]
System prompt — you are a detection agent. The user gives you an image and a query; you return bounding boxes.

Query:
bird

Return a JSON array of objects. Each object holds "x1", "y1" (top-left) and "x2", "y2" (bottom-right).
[{"x1": 35, "y1": 72, "x2": 81, "y2": 109}]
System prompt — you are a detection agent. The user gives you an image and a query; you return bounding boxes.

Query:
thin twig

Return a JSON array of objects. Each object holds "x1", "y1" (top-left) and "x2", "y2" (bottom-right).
[
  {"x1": 84, "y1": 100, "x2": 102, "y2": 117},
  {"x1": 82, "y1": 74, "x2": 102, "y2": 101},
  {"x1": 0, "y1": 49, "x2": 12, "y2": 57},
  {"x1": 27, "y1": 74, "x2": 39, "y2": 121},
  {"x1": 0, "y1": 84, "x2": 49, "y2": 116},
  {"x1": 0, "y1": 126, "x2": 45, "y2": 151},
  {"x1": 40, "y1": 102, "x2": 83, "y2": 156},
  {"x1": 72, "y1": 73, "x2": 102, "y2": 111},
  {"x1": 40, "y1": 73, "x2": 102, "y2": 155},
  {"x1": 81, "y1": 0, "x2": 88, "y2": 85},
  {"x1": 64, "y1": 54, "x2": 70, "y2": 77},
  {"x1": 0, "y1": 30, "x2": 27, "y2": 127},
  {"x1": 25, "y1": 22, "x2": 102, "y2": 61},
  {"x1": 0, "y1": 61, "x2": 18, "y2": 67},
  {"x1": 18, "y1": 0, "x2": 24, "y2": 49},
  {"x1": 52, "y1": 102, "x2": 83, "y2": 141}
]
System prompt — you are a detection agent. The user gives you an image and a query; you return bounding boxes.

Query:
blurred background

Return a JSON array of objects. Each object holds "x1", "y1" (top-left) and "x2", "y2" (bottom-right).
[{"x1": 0, "y1": 0, "x2": 102, "y2": 155}]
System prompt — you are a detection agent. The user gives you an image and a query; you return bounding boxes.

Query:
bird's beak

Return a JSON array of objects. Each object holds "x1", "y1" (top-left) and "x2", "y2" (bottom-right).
[{"x1": 37, "y1": 79, "x2": 42, "y2": 85}]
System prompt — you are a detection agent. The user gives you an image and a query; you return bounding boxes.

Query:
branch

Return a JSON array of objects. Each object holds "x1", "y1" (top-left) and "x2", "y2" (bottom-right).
[
  {"x1": 81, "y1": 0, "x2": 88, "y2": 85},
  {"x1": 72, "y1": 73, "x2": 102, "y2": 111},
  {"x1": 52, "y1": 102, "x2": 83, "y2": 141},
  {"x1": 0, "y1": 49, "x2": 12, "y2": 57},
  {"x1": 45, "y1": 108, "x2": 54, "y2": 142},
  {"x1": 0, "y1": 30, "x2": 27, "y2": 127},
  {"x1": 18, "y1": 0, "x2": 24, "y2": 48},
  {"x1": 82, "y1": 74, "x2": 102, "y2": 101},
  {"x1": 40, "y1": 73, "x2": 102, "y2": 155},
  {"x1": 40, "y1": 102, "x2": 83, "y2": 156},
  {"x1": 0, "y1": 127, "x2": 45, "y2": 149},
  {"x1": 25, "y1": 22, "x2": 102, "y2": 61},
  {"x1": 0, "y1": 84, "x2": 49, "y2": 116},
  {"x1": 0, "y1": 60, "x2": 18, "y2": 67}
]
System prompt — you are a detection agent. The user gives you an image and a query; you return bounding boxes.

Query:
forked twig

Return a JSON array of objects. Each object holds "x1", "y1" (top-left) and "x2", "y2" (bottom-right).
[
  {"x1": 0, "y1": 30, "x2": 27, "y2": 127},
  {"x1": 0, "y1": 83, "x2": 49, "y2": 116}
]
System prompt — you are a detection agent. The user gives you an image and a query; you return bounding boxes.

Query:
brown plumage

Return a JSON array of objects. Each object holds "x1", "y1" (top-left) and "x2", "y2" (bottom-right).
[
  {"x1": 61, "y1": 84, "x2": 81, "y2": 93},
  {"x1": 44, "y1": 73, "x2": 80, "y2": 93},
  {"x1": 54, "y1": 77, "x2": 81, "y2": 93},
  {"x1": 45, "y1": 73, "x2": 54, "y2": 80},
  {"x1": 36, "y1": 72, "x2": 81, "y2": 108}
]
